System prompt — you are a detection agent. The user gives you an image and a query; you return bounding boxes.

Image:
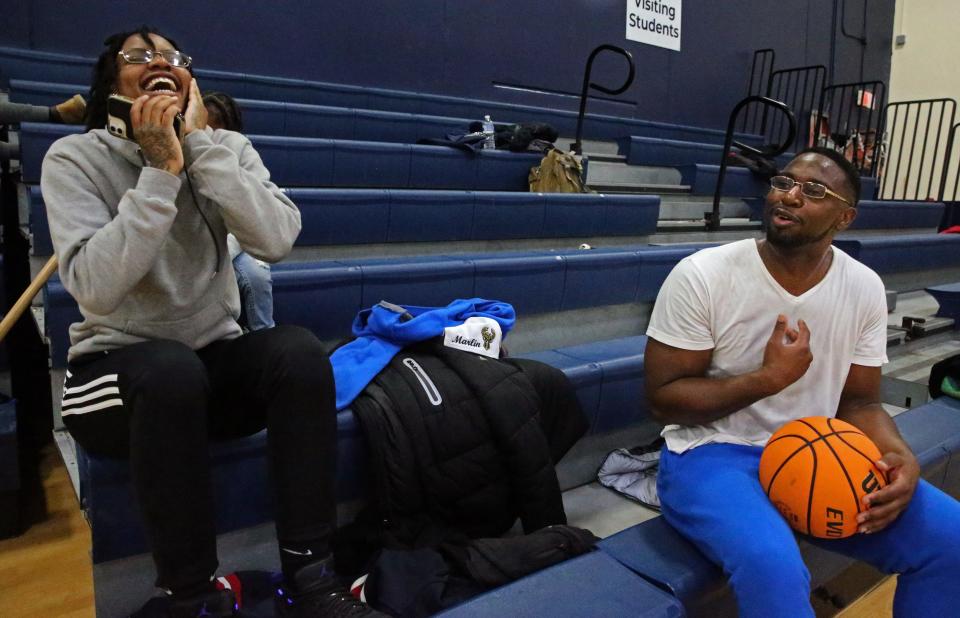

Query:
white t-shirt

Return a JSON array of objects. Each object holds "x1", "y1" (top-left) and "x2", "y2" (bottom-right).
[{"x1": 646, "y1": 239, "x2": 888, "y2": 453}]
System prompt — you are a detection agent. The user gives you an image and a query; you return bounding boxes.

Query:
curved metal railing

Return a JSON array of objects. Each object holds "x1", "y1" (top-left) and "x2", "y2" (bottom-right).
[
  {"x1": 572, "y1": 45, "x2": 635, "y2": 156},
  {"x1": 707, "y1": 95, "x2": 796, "y2": 231}
]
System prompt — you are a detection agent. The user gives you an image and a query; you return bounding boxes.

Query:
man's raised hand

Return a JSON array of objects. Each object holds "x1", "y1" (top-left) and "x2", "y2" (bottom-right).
[
  {"x1": 760, "y1": 314, "x2": 813, "y2": 393},
  {"x1": 131, "y1": 94, "x2": 183, "y2": 175}
]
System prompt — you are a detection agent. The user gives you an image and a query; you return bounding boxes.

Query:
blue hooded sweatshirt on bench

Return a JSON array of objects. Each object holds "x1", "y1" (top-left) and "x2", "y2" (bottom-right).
[{"x1": 330, "y1": 298, "x2": 515, "y2": 410}]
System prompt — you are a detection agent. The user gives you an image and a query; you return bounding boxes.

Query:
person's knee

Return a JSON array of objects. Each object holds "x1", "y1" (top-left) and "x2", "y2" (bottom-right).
[
  {"x1": 264, "y1": 325, "x2": 330, "y2": 375},
  {"x1": 246, "y1": 259, "x2": 272, "y2": 294},
  {"x1": 234, "y1": 254, "x2": 272, "y2": 293},
  {"x1": 128, "y1": 340, "x2": 208, "y2": 400},
  {"x1": 918, "y1": 508, "x2": 960, "y2": 567},
  {"x1": 729, "y1": 542, "x2": 810, "y2": 589}
]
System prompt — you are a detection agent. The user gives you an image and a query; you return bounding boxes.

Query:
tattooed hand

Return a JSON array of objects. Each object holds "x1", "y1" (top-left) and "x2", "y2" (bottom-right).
[{"x1": 131, "y1": 94, "x2": 183, "y2": 175}]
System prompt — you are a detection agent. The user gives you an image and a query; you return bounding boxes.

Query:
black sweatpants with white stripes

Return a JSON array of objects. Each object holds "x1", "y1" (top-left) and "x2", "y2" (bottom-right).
[{"x1": 61, "y1": 325, "x2": 336, "y2": 593}]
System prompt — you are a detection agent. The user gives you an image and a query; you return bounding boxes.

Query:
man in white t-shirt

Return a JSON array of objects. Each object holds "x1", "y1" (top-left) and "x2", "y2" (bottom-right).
[{"x1": 645, "y1": 147, "x2": 960, "y2": 617}]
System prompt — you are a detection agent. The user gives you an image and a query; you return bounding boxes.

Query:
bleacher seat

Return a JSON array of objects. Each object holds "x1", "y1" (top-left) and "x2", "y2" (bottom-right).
[
  {"x1": 745, "y1": 199, "x2": 945, "y2": 230},
  {"x1": 619, "y1": 135, "x2": 793, "y2": 169},
  {"x1": 435, "y1": 550, "x2": 685, "y2": 617},
  {"x1": 682, "y1": 164, "x2": 878, "y2": 199},
  {"x1": 17, "y1": 123, "x2": 545, "y2": 190},
  {"x1": 25, "y1": 186, "x2": 661, "y2": 255},
  {"x1": 42, "y1": 246, "x2": 699, "y2": 367},
  {"x1": 834, "y1": 233, "x2": 960, "y2": 273}
]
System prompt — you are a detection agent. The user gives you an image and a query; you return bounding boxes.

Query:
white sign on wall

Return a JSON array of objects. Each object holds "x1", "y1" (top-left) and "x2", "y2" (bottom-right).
[{"x1": 626, "y1": 0, "x2": 682, "y2": 52}]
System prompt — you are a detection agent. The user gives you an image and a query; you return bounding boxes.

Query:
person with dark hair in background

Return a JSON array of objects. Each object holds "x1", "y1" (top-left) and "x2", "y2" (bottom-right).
[
  {"x1": 202, "y1": 91, "x2": 243, "y2": 134},
  {"x1": 644, "y1": 147, "x2": 960, "y2": 617},
  {"x1": 41, "y1": 26, "x2": 383, "y2": 617},
  {"x1": 202, "y1": 91, "x2": 275, "y2": 331}
]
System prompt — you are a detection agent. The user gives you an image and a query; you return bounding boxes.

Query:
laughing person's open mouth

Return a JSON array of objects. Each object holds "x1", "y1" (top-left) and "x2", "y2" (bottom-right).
[{"x1": 139, "y1": 73, "x2": 180, "y2": 95}]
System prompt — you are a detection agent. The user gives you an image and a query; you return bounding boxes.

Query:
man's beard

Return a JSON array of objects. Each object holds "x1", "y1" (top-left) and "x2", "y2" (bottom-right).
[{"x1": 765, "y1": 220, "x2": 833, "y2": 249}]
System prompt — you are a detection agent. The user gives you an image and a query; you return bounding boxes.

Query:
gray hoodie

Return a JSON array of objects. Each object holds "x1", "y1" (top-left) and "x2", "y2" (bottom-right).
[{"x1": 40, "y1": 127, "x2": 301, "y2": 361}]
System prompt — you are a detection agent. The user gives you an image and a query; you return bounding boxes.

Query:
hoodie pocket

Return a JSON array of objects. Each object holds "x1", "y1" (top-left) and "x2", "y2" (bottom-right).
[{"x1": 123, "y1": 299, "x2": 235, "y2": 343}]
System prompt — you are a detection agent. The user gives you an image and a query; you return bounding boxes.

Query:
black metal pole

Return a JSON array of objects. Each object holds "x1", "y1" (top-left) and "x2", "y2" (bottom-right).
[{"x1": 572, "y1": 45, "x2": 635, "y2": 156}]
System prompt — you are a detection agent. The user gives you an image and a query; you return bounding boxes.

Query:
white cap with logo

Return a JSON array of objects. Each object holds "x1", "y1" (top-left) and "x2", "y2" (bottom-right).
[{"x1": 442, "y1": 316, "x2": 502, "y2": 359}]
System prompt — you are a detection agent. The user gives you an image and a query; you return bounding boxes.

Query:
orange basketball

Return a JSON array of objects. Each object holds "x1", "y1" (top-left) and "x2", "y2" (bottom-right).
[{"x1": 758, "y1": 416, "x2": 887, "y2": 539}]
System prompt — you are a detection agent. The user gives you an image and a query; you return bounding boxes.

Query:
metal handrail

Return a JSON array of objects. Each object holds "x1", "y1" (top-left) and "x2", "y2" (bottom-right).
[
  {"x1": 763, "y1": 64, "x2": 826, "y2": 151},
  {"x1": 571, "y1": 45, "x2": 635, "y2": 156},
  {"x1": 938, "y1": 122, "x2": 960, "y2": 202},
  {"x1": 813, "y1": 80, "x2": 886, "y2": 175},
  {"x1": 878, "y1": 98, "x2": 957, "y2": 201},
  {"x1": 706, "y1": 96, "x2": 796, "y2": 231},
  {"x1": 741, "y1": 49, "x2": 775, "y2": 135}
]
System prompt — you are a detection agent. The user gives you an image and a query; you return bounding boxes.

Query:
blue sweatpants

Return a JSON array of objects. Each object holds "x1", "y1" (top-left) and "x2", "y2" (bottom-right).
[{"x1": 657, "y1": 443, "x2": 960, "y2": 617}]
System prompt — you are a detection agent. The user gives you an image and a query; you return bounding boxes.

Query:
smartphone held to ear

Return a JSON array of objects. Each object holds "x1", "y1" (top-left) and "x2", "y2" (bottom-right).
[{"x1": 107, "y1": 94, "x2": 183, "y2": 141}]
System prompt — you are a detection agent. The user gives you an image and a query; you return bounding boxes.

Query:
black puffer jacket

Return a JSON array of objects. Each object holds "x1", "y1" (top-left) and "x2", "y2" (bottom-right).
[{"x1": 351, "y1": 339, "x2": 572, "y2": 548}]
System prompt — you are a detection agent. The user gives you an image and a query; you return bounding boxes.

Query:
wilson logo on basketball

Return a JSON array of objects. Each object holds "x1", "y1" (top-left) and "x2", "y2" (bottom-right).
[
  {"x1": 759, "y1": 416, "x2": 889, "y2": 539},
  {"x1": 861, "y1": 470, "x2": 882, "y2": 494}
]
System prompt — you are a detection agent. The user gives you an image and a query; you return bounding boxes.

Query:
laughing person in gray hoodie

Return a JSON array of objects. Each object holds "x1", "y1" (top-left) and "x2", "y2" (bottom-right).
[{"x1": 41, "y1": 26, "x2": 383, "y2": 618}]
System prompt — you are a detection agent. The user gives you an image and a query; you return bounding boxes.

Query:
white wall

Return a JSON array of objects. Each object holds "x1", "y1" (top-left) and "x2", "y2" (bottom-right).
[
  {"x1": 889, "y1": 0, "x2": 960, "y2": 102},
  {"x1": 885, "y1": 0, "x2": 960, "y2": 200}
]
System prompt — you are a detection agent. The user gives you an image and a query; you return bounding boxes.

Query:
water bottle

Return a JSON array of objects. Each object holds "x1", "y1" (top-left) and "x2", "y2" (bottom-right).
[{"x1": 482, "y1": 115, "x2": 496, "y2": 150}]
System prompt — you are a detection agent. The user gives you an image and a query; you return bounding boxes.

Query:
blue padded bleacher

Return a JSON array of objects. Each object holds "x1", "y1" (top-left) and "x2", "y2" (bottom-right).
[
  {"x1": 586, "y1": 396, "x2": 960, "y2": 616},
  {"x1": 26, "y1": 186, "x2": 660, "y2": 256},
  {"x1": 17, "y1": 123, "x2": 545, "y2": 190},
  {"x1": 682, "y1": 164, "x2": 878, "y2": 199},
  {"x1": 435, "y1": 550, "x2": 685, "y2": 618},
  {"x1": 7, "y1": 80, "x2": 468, "y2": 144},
  {"x1": 681, "y1": 164, "x2": 768, "y2": 197},
  {"x1": 744, "y1": 199, "x2": 945, "y2": 230},
  {"x1": 0, "y1": 48, "x2": 764, "y2": 146},
  {"x1": 618, "y1": 135, "x2": 792, "y2": 169},
  {"x1": 926, "y1": 282, "x2": 960, "y2": 326},
  {"x1": 526, "y1": 337, "x2": 648, "y2": 434},
  {"x1": 841, "y1": 200, "x2": 943, "y2": 230},
  {"x1": 43, "y1": 245, "x2": 696, "y2": 368},
  {"x1": 834, "y1": 233, "x2": 960, "y2": 273}
]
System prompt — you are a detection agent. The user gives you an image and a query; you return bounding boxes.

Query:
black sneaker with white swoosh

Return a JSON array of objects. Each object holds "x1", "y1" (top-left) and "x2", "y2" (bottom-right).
[{"x1": 274, "y1": 557, "x2": 387, "y2": 617}]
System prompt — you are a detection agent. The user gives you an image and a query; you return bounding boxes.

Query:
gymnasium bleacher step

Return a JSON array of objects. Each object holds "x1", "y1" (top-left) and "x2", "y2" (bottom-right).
[
  {"x1": 571, "y1": 138, "x2": 620, "y2": 156},
  {"x1": 585, "y1": 160, "x2": 682, "y2": 186},
  {"x1": 656, "y1": 218, "x2": 761, "y2": 232},
  {"x1": 584, "y1": 153, "x2": 627, "y2": 163},
  {"x1": 659, "y1": 195, "x2": 753, "y2": 220},
  {"x1": 588, "y1": 182, "x2": 692, "y2": 194}
]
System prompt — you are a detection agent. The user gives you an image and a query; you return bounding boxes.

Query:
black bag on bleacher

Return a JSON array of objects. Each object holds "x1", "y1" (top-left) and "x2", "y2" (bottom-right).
[
  {"x1": 929, "y1": 353, "x2": 960, "y2": 400},
  {"x1": 463, "y1": 121, "x2": 559, "y2": 152},
  {"x1": 416, "y1": 132, "x2": 487, "y2": 154},
  {"x1": 333, "y1": 337, "x2": 588, "y2": 575}
]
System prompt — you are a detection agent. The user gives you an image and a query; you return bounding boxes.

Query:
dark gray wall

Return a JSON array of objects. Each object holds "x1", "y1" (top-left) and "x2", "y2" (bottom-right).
[{"x1": 0, "y1": 0, "x2": 894, "y2": 129}]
